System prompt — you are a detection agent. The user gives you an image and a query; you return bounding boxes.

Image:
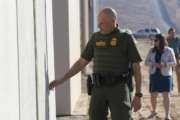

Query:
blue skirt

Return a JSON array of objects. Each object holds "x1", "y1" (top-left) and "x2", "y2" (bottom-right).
[{"x1": 149, "y1": 70, "x2": 173, "y2": 93}]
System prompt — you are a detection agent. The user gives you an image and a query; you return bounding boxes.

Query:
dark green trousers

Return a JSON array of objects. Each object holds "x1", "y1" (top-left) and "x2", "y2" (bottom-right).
[{"x1": 89, "y1": 83, "x2": 132, "y2": 120}]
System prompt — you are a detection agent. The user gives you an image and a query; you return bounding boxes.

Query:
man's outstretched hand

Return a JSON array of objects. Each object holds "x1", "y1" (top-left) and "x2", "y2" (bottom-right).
[
  {"x1": 49, "y1": 58, "x2": 89, "y2": 90},
  {"x1": 49, "y1": 80, "x2": 61, "y2": 90}
]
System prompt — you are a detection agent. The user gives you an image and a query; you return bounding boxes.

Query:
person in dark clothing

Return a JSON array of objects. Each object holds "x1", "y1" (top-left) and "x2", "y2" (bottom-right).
[
  {"x1": 167, "y1": 27, "x2": 180, "y2": 93},
  {"x1": 49, "y1": 8, "x2": 143, "y2": 120}
]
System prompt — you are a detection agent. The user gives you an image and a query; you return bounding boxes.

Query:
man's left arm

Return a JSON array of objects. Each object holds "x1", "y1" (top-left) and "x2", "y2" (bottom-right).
[
  {"x1": 126, "y1": 34, "x2": 143, "y2": 112},
  {"x1": 126, "y1": 34, "x2": 142, "y2": 94},
  {"x1": 132, "y1": 62, "x2": 142, "y2": 94}
]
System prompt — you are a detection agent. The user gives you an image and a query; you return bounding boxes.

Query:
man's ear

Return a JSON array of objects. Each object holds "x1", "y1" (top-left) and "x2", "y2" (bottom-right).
[{"x1": 112, "y1": 18, "x2": 118, "y2": 25}]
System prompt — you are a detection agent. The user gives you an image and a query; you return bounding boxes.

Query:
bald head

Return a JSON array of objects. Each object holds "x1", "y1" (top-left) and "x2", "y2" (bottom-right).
[
  {"x1": 99, "y1": 8, "x2": 118, "y2": 20},
  {"x1": 98, "y1": 8, "x2": 118, "y2": 34}
]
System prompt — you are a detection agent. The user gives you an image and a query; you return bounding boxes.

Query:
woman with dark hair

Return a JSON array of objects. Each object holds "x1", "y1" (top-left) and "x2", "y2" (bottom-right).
[{"x1": 145, "y1": 34, "x2": 176, "y2": 120}]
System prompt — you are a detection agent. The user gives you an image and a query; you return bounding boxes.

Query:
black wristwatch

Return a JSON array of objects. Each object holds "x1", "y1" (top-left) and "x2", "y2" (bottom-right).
[{"x1": 135, "y1": 92, "x2": 143, "y2": 98}]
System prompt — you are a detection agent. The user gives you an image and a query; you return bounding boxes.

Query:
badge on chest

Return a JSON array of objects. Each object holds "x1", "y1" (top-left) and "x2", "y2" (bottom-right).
[
  {"x1": 95, "y1": 37, "x2": 118, "y2": 47},
  {"x1": 110, "y1": 37, "x2": 117, "y2": 46}
]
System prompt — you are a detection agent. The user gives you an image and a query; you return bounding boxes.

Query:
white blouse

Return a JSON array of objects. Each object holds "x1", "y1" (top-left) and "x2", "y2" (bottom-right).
[{"x1": 145, "y1": 47, "x2": 177, "y2": 76}]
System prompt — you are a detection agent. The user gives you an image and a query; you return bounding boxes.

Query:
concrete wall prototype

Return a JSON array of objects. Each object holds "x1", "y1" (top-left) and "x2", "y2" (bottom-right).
[
  {"x1": 0, "y1": 0, "x2": 56, "y2": 120},
  {"x1": 52, "y1": 0, "x2": 82, "y2": 115},
  {"x1": 0, "y1": 1, "x2": 19, "y2": 120},
  {"x1": 68, "y1": 0, "x2": 82, "y2": 114}
]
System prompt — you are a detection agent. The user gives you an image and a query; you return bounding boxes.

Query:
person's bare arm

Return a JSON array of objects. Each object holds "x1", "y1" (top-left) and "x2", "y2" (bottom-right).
[
  {"x1": 49, "y1": 58, "x2": 89, "y2": 89},
  {"x1": 132, "y1": 62, "x2": 142, "y2": 93},
  {"x1": 132, "y1": 62, "x2": 142, "y2": 112}
]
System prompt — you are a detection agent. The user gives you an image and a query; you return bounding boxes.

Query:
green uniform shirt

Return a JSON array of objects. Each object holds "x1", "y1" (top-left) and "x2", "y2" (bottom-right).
[
  {"x1": 81, "y1": 28, "x2": 142, "y2": 74},
  {"x1": 168, "y1": 37, "x2": 180, "y2": 57}
]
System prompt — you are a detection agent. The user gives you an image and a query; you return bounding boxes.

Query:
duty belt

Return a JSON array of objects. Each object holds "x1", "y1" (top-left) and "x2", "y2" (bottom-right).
[{"x1": 92, "y1": 72, "x2": 129, "y2": 87}]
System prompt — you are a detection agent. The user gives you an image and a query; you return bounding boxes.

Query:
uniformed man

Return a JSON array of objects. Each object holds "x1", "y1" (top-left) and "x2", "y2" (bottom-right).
[
  {"x1": 167, "y1": 27, "x2": 180, "y2": 93},
  {"x1": 49, "y1": 8, "x2": 143, "y2": 120}
]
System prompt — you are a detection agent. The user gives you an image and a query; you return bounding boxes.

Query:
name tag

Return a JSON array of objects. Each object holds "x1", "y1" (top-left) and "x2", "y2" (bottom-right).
[{"x1": 96, "y1": 41, "x2": 106, "y2": 47}]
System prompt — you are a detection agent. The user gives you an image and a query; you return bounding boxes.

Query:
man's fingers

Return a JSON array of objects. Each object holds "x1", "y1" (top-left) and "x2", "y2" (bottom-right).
[
  {"x1": 49, "y1": 81, "x2": 56, "y2": 90},
  {"x1": 49, "y1": 80, "x2": 61, "y2": 90},
  {"x1": 133, "y1": 105, "x2": 139, "y2": 112},
  {"x1": 133, "y1": 105, "x2": 141, "y2": 112},
  {"x1": 132, "y1": 102, "x2": 138, "y2": 112},
  {"x1": 132, "y1": 97, "x2": 142, "y2": 112},
  {"x1": 49, "y1": 83, "x2": 54, "y2": 90}
]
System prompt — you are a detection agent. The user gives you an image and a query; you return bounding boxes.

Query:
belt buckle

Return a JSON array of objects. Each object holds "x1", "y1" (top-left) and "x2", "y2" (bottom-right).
[
  {"x1": 123, "y1": 72, "x2": 129, "y2": 77},
  {"x1": 122, "y1": 74, "x2": 126, "y2": 78}
]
